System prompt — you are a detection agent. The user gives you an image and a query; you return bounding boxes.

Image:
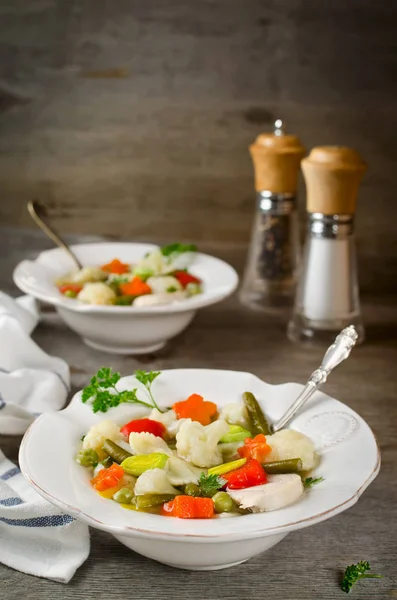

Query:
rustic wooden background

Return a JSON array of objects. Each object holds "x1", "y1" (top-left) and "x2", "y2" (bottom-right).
[{"x1": 0, "y1": 0, "x2": 396, "y2": 291}]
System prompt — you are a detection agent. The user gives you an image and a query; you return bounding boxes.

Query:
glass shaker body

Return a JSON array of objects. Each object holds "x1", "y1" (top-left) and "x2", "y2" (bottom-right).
[
  {"x1": 288, "y1": 213, "x2": 364, "y2": 344},
  {"x1": 239, "y1": 191, "x2": 301, "y2": 313}
]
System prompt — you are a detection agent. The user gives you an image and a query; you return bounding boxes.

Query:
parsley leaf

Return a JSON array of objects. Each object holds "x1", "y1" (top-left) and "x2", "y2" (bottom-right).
[
  {"x1": 198, "y1": 473, "x2": 226, "y2": 498},
  {"x1": 135, "y1": 370, "x2": 162, "y2": 412},
  {"x1": 303, "y1": 476, "x2": 325, "y2": 489},
  {"x1": 81, "y1": 367, "x2": 161, "y2": 413},
  {"x1": 341, "y1": 561, "x2": 383, "y2": 593},
  {"x1": 161, "y1": 243, "x2": 197, "y2": 257}
]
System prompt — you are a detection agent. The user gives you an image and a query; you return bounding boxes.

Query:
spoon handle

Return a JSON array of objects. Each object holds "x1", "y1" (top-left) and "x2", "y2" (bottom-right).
[
  {"x1": 271, "y1": 326, "x2": 358, "y2": 433},
  {"x1": 27, "y1": 200, "x2": 83, "y2": 270}
]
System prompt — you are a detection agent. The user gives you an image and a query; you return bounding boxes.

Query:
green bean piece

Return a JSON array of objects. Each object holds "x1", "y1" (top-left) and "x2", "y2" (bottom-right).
[
  {"x1": 212, "y1": 491, "x2": 235, "y2": 514},
  {"x1": 113, "y1": 488, "x2": 135, "y2": 504},
  {"x1": 263, "y1": 458, "x2": 303, "y2": 474},
  {"x1": 102, "y1": 439, "x2": 132, "y2": 464},
  {"x1": 101, "y1": 456, "x2": 114, "y2": 469},
  {"x1": 64, "y1": 289, "x2": 78, "y2": 298},
  {"x1": 184, "y1": 483, "x2": 200, "y2": 497},
  {"x1": 114, "y1": 295, "x2": 135, "y2": 306},
  {"x1": 134, "y1": 494, "x2": 176, "y2": 510},
  {"x1": 243, "y1": 392, "x2": 271, "y2": 436},
  {"x1": 76, "y1": 448, "x2": 98, "y2": 468}
]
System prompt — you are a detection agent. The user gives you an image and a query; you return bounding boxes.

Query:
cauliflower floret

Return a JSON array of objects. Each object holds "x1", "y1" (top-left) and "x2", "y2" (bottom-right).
[
  {"x1": 219, "y1": 402, "x2": 250, "y2": 429},
  {"x1": 264, "y1": 429, "x2": 317, "y2": 471},
  {"x1": 134, "y1": 468, "x2": 179, "y2": 496},
  {"x1": 219, "y1": 441, "x2": 244, "y2": 462},
  {"x1": 146, "y1": 276, "x2": 182, "y2": 294},
  {"x1": 77, "y1": 282, "x2": 116, "y2": 305},
  {"x1": 176, "y1": 419, "x2": 229, "y2": 468},
  {"x1": 72, "y1": 266, "x2": 108, "y2": 285},
  {"x1": 83, "y1": 420, "x2": 123, "y2": 454},
  {"x1": 165, "y1": 456, "x2": 203, "y2": 486},
  {"x1": 167, "y1": 417, "x2": 189, "y2": 438},
  {"x1": 148, "y1": 409, "x2": 187, "y2": 438},
  {"x1": 134, "y1": 248, "x2": 166, "y2": 277},
  {"x1": 129, "y1": 432, "x2": 173, "y2": 456},
  {"x1": 148, "y1": 409, "x2": 178, "y2": 433}
]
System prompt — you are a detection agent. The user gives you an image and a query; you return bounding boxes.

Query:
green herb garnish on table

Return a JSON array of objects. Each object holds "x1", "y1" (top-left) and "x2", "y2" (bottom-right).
[
  {"x1": 303, "y1": 476, "x2": 325, "y2": 488},
  {"x1": 82, "y1": 368, "x2": 163, "y2": 413},
  {"x1": 341, "y1": 561, "x2": 383, "y2": 593}
]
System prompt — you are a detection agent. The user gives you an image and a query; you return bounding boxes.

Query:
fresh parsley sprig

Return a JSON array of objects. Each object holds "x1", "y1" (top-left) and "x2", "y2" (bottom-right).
[
  {"x1": 198, "y1": 473, "x2": 226, "y2": 498},
  {"x1": 303, "y1": 476, "x2": 325, "y2": 489},
  {"x1": 341, "y1": 561, "x2": 383, "y2": 593},
  {"x1": 81, "y1": 368, "x2": 162, "y2": 413},
  {"x1": 161, "y1": 243, "x2": 197, "y2": 257},
  {"x1": 135, "y1": 370, "x2": 162, "y2": 412}
]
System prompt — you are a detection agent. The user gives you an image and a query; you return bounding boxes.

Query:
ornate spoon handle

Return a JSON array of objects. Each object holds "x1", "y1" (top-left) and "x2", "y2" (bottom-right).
[{"x1": 271, "y1": 326, "x2": 358, "y2": 433}]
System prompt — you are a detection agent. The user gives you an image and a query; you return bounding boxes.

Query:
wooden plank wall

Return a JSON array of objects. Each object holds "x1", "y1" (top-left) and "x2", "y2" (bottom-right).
[{"x1": 0, "y1": 1, "x2": 396, "y2": 290}]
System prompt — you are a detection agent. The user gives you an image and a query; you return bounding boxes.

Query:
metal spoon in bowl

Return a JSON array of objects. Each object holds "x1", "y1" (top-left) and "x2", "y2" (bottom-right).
[
  {"x1": 27, "y1": 199, "x2": 83, "y2": 270},
  {"x1": 270, "y1": 325, "x2": 358, "y2": 433}
]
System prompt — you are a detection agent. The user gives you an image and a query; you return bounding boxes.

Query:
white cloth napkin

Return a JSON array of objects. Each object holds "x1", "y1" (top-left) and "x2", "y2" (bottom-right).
[
  {"x1": 0, "y1": 292, "x2": 90, "y2": 582},
  {"x1": 0, "y1": 292, "x2": 70, "y2": 435}
]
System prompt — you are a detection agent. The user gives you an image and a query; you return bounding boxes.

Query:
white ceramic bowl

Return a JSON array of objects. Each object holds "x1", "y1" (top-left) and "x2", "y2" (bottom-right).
[
  {"x1": 19, "y1": 369, "x2": 380, "y2": 571},
  {"x1": 13, "y1": 243, "x2": 238, "y2": 354}
]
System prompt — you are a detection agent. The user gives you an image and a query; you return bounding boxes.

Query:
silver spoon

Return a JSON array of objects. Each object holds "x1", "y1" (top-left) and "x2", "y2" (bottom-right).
[
  {"x1": 271, "y1": 325, "x2": 358, "y2": 433},
  {"x1": 27, "y1": 200, "x2": 83, "y2": 271}
]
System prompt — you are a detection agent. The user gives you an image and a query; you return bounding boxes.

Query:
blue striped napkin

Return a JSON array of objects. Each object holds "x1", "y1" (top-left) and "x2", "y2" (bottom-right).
[{"x1": 0, "y1": 449, "x2": 90, "y2": 582}]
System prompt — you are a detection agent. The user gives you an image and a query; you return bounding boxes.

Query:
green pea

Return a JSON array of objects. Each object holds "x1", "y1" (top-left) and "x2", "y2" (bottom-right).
[
  {"x1": 184, "y1": 483, "x2": 200, "y2": 497},
  {"x1": 212, "y1": 491, "x2": 234, "y2": 514},
  {"x1": 76, "y1": 448, "x2": 98, "y2": 468},
  {"x1": 113, "y1": 488, "x2": 135, "y2": 504},
  {"x1": 64, "y1": 289, "x2": 77, "y2": 298}
]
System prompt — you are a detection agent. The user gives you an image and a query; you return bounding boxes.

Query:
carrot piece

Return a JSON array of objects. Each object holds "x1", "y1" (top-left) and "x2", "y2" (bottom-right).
[
  {"x1": 119, "y1": 277, "x2": 152, "y2": 297},
  {"x1": 162, "y1": 496, "x2": 215, "y2": 519},
  {"x1": 237, "y1": 434, "x2": 272, "y2": 462},
  {"x1": 58, "y1": 284, "x2": 83, "y2": 295},
  {"x1": 173, "y1": 495, "x2": 196, "y2": 518},
  {"x1": 161, "y1": 500, "x2": 175, "y2": 516},
  {"x1": 101, "y1": 258, "x2": 130, "y2": 274},
  {"x1": 91, "y1": 463, "x2": 124, "y2": 491},
  {"x1": 193, "y1": 497, "x2": 215, "y2": 519},
  {"x1": 173, "y1": 394, "x2": 217, "y2": 426}
]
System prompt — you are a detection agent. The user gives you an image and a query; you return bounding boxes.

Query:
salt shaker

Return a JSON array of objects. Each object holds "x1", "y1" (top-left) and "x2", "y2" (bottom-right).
[
  {"x1": 288, "y1": 146, "x2": 367, "y2": 345},
  {"x1": 239, "y1": 120, "x2": 306, "y2": 313}
]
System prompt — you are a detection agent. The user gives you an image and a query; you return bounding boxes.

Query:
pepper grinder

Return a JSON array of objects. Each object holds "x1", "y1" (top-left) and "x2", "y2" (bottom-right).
[
  {"x1": 239, "y1": 120, "x2": 306, "y2": 313},
  {"x1": 288, "y1": 146, "x2": 367, "y2": 345}
]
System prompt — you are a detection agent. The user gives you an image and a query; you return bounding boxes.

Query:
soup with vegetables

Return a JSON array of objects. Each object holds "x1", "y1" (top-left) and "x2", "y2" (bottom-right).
[
  {"x1": 56, "y1": 243, "x2": 202, "y2": 307},
  {"x1": 76, "y1": 369, "x2": 323, "y2": 519}
]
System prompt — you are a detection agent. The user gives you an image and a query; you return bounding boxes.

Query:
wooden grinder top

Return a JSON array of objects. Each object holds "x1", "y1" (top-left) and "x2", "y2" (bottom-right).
[
  {"x1": 249, "y1": 120, "x2": 306, "y2": 194},
  {"x1": 302, "y1": 146, "x2": 367, "y2": 215}
]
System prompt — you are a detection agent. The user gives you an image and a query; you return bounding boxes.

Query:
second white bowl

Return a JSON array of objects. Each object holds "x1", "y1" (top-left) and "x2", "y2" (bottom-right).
[{"x1": 13, "y1": 242, "x2": 239, "y2": 354}]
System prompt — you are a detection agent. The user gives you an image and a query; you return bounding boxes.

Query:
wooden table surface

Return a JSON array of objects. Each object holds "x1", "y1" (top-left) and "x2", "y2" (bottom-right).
[{"x1": 1, "y1": 229, "x2": 396, "y2": 600}]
